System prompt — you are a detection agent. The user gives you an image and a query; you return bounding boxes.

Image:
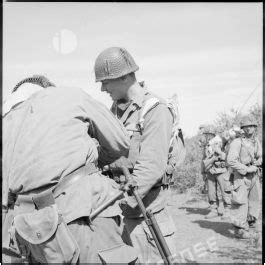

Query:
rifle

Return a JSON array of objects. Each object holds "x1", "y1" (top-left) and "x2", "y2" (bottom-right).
[
  {"x1": 89, "y1": 190, "x2": 124, "y2": 222},
  {"x1": 121, "y1": 166, "x2": 174, "y2": 264}
]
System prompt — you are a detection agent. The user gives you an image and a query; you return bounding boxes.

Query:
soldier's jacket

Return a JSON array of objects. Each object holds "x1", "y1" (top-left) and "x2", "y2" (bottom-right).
[
  {"x1": 200, "y1": 143, "x2": 207, "y2": 175},
  {"x1": 109, "y1": 82, "x2": 173, "y2": 218},
  {"x1": 3, "y1": 86, "x2": 130, "y2": 223},
  {"x1": 227, "y1": 137, "x2": 262, "y2": 176},
  {"x1": 203, "y1": 144, "x2": 227, "y2": 175}
]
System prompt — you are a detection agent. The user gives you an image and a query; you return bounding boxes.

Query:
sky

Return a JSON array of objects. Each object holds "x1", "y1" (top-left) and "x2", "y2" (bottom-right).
[{"x1": 3, "y1": 2, "x2": 263, "y2": 137}]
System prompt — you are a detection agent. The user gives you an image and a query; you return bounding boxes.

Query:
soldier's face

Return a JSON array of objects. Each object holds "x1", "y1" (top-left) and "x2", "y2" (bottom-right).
[
  {"x1": 101, "y1": 78, "x2": 127, "y2": 101},
  {"x1": 242, "y1": 125, "x2": 256, "y2": 136},
  {"x1": 204, "y1": 133, "x2": 215, "y2": 143}
]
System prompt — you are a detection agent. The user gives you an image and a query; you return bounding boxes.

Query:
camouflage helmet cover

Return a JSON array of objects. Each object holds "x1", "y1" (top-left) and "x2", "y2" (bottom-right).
[
  {"x1": 240, "y1": 116, "x2": 258, "y2": 128},
  {"x1": 198, "y1": 123, "x2": 208, "y2": 130},
  {"x1": 94, "y1": 47, "x2": 139, "y2": 82},
  {"x1": 203, "y1": 125, "x2": 216, "y2": 135}
]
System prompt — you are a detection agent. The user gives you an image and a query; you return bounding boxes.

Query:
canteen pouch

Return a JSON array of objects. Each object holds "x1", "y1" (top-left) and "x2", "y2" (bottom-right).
[
  {"x1": 14, "y1": 204, "x2": 80, "y2": 263},
  {"x1": 231, "y1": 178, "x2": 248, "y2": 205},
  {"x1": 142, "y1": 212, "x2": 176, "y2": 241}
]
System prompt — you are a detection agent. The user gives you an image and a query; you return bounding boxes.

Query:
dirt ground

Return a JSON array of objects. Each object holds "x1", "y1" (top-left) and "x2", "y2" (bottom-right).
[{"x1": 167, "y1": 189, "x2": 262, "y2": 264}]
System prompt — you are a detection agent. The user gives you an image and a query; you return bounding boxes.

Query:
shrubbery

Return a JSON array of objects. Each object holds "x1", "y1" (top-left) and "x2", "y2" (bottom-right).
[{"x1": 171, "y1": 103, "x2": 262, "y2": 193}]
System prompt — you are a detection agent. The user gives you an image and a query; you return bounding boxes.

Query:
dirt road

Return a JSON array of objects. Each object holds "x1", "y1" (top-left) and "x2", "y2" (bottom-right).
[{"x1": 167, "y1": 190, "x2": 262, "y2": 264}]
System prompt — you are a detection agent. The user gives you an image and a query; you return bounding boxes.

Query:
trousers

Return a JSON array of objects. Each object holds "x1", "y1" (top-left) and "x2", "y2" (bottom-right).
[
  {"x1": 207, "y1": 171, "x2": 231, "y2": 209},
  {"x1": 230, "y1": 173, "x2": 261, "y2": 230},
  {"x1": 122, "y1": 207, "x2": 177, "y2": 263}
]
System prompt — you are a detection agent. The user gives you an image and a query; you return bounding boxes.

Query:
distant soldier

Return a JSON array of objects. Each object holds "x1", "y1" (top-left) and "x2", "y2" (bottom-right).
[
  {"x1": 202, "y1": 126, "x2": 231, "y2": 219},
  {"x1": 227, "y1": 116, "x2": 262, "y2": 239},
  {"x1": 198, "y1": 124, "x2": 209, "y2": 194}
]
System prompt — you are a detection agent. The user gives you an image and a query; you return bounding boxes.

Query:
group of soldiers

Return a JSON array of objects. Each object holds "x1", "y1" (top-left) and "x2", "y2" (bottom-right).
[
  {"x1": 2, "y1": 47, "x2": 185, "y2": 264},
  {"x1": 2, "y1": 46, "x2": 262, "y2": 264},
  {"x1": 199, "y1": 120, "x2": 262, "y2": 240}
]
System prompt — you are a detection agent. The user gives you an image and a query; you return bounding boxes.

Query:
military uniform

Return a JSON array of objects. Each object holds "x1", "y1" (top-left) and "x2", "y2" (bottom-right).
[
  {"x1": 94, "y1": 47, "x2": 183, "y2": 263},
  {"x1": 227, "y1": 136, "x2": 262, "y2": 232},
  {"x1": 203, "y1": 144, "x2": 230, "y2": 218},
  {"x1": 2, "y1": 86, "x2": 138, "y2": 263},
  {"x1": 199, "y1": 140, "x2": 208, "y2": 194},
  {"x1": 108, "y1": 83, "x2": 177, "y2": 262}
]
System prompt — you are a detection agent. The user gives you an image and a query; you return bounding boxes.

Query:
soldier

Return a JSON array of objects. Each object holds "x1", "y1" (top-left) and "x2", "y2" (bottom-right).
[
  {"x1": 94, "y1": 47, "x2": 185, "y2": 263},
  {"x1": 198, "y1": 124, "x2": 209, "y2": 194},
  {"x1": 202, "y1": 126, "x2": 231, "y2": 219},
  {"x1": 2, "y1": 76, "x2": 138, "y2": 263},
  {"x1": 227, "y1": 116, "x2": 262, "y2": 239}
]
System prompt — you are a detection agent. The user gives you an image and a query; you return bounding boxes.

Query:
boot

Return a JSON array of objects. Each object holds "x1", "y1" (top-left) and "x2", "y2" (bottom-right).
[
  {"x1": 234, "y1": 228, "x2": 255, "y2": 239},
  {"x1": 205, "y1": 209, "x2": 218, "y2": 219},
  {"x1": 249, "y1": 219, "x2": 262, "y2": 232}
]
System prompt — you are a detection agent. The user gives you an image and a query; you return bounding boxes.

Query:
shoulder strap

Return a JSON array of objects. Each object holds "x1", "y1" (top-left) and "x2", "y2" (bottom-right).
[
  {"x1": 138, "y1": 97, "x2": 160, "y2": 130},
  {"x1": 239, "y1": 138, "x2": 243, "y2": 163}
]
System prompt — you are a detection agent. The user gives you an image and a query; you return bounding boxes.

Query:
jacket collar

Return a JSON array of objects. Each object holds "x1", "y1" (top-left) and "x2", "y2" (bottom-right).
[{"x1": 116, "y1": 81, "x2": 148, "y2": 110}]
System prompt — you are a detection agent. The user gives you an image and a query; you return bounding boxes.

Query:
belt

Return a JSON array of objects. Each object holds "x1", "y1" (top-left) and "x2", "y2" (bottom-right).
[
  {"x1": 13, "y1": 163, "x2": 98, "y2": 211},
  {"x1": 54, "y1": 162, "x2": 98, "y2": 197}
]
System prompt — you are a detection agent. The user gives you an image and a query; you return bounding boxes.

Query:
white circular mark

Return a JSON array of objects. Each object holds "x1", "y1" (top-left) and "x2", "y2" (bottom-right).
[{"x1": 52, "y1": 29, "x2": 77, "y2": 54}]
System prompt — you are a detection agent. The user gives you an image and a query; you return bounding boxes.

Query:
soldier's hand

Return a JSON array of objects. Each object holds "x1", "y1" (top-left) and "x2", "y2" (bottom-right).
[
  {"x1": 102, "y1": 165, "x2": 110, "y2": 173},
  {"x1": 247, "y1": 165, "x2": 258, "y2": 173},
  {"x1": 119, "y1": 195, "x2": 138, "y2": 208},
  {"x1": 212, "y1": 155, "x2": 219, "y2": 162}
]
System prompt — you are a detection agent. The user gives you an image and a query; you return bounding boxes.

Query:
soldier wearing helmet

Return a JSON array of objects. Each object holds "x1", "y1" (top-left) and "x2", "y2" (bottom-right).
[
  {"x1": 198, "y1": 124, "x2": 210, "y2": 194},
  {"x1": 202, "y1": 125, "x2": 231, "y2": 220},
  {"x1": 227, "y1": 116, "x2": 262, "y2": 239},
  {"x1": 94, "y1": 47, "x2": 179, "y2": 263},
  {"x1": 2, "y1": 75, "x2": 138, "y2": 263}
]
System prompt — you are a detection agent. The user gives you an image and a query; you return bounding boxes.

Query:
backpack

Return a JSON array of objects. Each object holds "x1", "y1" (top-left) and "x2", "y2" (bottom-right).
[{"x1": 138, "y1": 94, "x2": 186, "y2": 181}]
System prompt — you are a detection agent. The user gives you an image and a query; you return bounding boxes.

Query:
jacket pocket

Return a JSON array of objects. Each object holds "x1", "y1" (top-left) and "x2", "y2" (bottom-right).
[
  {"x1": 231, "y1": 179, "x2": 248, "y2": 205},
  {"x1": 98, "y1": 244, "x2": 138, "y2": 264},
  {"x1": 14, "y1": 204, "x2": 80, "y2": 263}
]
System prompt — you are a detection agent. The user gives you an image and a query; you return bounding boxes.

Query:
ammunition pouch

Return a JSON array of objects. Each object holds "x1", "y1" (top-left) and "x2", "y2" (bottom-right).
[
  {"x1": 8, "y1": 163, "x2": 98, "y2": 263},
  {"x1": 141, "y1": 209, "x2": 176, "y2": 244},
  {"x1": 13, "y1": 194, "x2": 80, "y2": 263}
]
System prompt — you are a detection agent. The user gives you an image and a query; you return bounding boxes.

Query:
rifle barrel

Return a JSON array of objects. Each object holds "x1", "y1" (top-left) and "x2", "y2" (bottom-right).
[{"x1": 90, "y1": 191, "x2": 124, "y2": 220}]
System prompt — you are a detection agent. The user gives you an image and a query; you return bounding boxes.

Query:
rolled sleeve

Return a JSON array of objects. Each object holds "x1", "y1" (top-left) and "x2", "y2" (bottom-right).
[{"x1": 227, "y1": 138, "x2": 248, "y2": 175}]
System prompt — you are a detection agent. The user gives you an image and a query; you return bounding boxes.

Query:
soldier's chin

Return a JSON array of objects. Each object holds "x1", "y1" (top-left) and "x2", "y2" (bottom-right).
[{"x1": 109, "y1": 94, "x2": 115, "y2": 100}]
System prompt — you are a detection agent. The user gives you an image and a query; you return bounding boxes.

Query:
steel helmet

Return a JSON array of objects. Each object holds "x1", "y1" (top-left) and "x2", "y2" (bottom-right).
[
  {"x1": 203, "y1": 125, "x2": 216, "y2": 135},
  {"x1": 198, "y1": 123, "x2": 208, "y2": 130},
  {"x1": 94, "y1": 47, "x2": 139, "y2": 82},
  {"x1": 240, "y1": 116, "x2": 258, "y2": 128}
]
